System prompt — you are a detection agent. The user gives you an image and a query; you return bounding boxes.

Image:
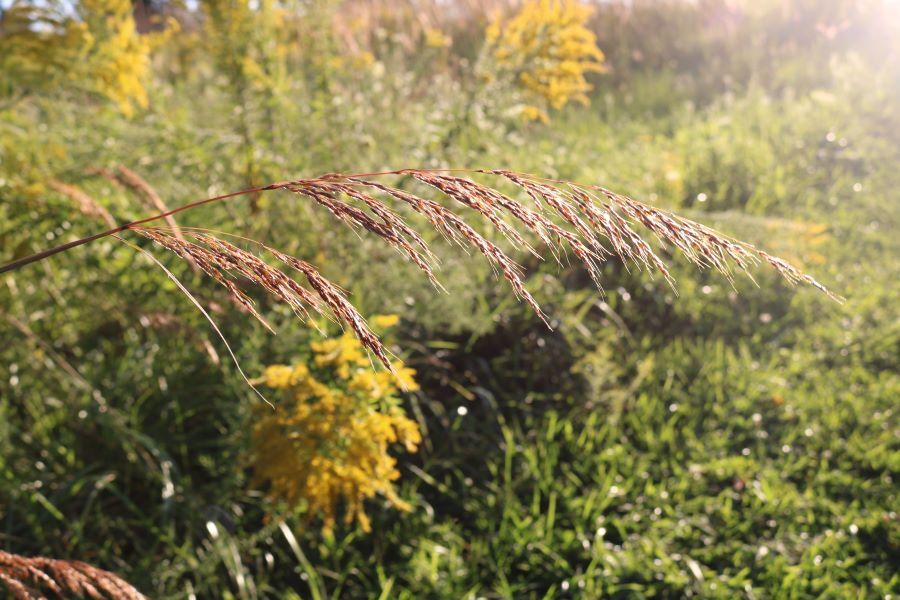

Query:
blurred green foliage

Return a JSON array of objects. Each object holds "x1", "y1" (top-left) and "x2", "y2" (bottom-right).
[{"x1": 0, "y1": 0, "x2": 898, "y2": 597}]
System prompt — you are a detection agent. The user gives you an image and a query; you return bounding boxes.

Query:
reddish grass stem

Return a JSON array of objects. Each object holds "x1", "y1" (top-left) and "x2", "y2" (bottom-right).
[
  {"x1": 2, "y1": 167, "x2": 840, "y2": 381},
  {"x1": 0, "y1": 168, "x2": 585, "y2": 275},
  {"x1": 0, "y1": 182, "x2": 283, "y2": 274}
]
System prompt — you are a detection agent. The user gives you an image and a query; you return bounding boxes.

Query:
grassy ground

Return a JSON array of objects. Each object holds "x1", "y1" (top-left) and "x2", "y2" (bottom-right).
[{"x1": 1, "y1": 1, "x2": 898, "y2": 598}]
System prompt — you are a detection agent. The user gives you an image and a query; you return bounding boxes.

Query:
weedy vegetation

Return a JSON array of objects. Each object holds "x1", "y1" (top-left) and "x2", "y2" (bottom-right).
[{"x1": 1, "y1": 0, "x2": 898, "y2": 598}]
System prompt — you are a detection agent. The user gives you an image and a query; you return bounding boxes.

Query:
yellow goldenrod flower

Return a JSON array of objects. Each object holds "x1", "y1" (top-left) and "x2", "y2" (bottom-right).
[
  {"x1": 391, "y1": 366, "x2": 420, "y2": 392},
  {"x1": 0, "y1": 0, "x2": 172, "y2": 116},
  {"x1": 250, "y1": 330, "x2": 421, "y2": 534},
  {"x1": 372, "y1": 314, "x2": 400, "y2": 328},
  {"x1": 262, "y1": 365, "x2": 296, "y2": 389},
  {"x1": 520, "y1": 105, "x2": 551, "y2": 124},
  {"x1": 486, "y1": 0, "x2": 606, "y2": 118},
  {"x1": 424, "y1": 27, "x2": 452, "y2": 49},
  {"x1": 311, "y1": 331, "x2": 370, "y2": 378}
]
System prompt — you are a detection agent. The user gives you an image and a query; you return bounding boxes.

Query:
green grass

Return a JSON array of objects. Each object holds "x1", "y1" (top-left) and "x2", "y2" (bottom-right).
[{"x1": 1, "y1": 3, "x2": 899, "y2": 597}]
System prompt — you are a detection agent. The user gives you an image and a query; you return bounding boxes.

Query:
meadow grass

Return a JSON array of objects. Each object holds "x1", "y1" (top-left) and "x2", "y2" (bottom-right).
[{"x1": 1, "y1": 1, "x2": 898, "y2": 598}]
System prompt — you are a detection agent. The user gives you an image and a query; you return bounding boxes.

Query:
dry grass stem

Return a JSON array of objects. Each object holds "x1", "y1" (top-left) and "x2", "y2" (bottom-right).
[
  {"x1": 7, "y1": 168, "x2": 841, "y2": 375},
  {"x1": 0, "y1": 550, "x2": 145, "y2": 600},
  {"x1": 113, "y1": 166, "x2": 185, "y2": 240},
  {"x1": 88, "y1": 165, "x2": 197, "y2": 269},
  {"x1": 48, "y1": 180, "x2": 118, "y2": 229}
]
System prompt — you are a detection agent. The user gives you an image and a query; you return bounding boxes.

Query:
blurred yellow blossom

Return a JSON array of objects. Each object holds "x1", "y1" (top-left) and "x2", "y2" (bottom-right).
[
  {"x1": 424, "y1": 27, "x2": 452, "y2": 48},
  {"x1": 251, "y1": 326, "x2": 421, "y2": 535},
  {"x1": 262, "y1": 365, "x2": 300, "y2": 388},
  {"x1": 311, "y1": 331, "x2": 370, "y2": 378},
  {"x1": 487, "y1": 0, "x2": 606, "y2": 116},
  {"x1": 0, "y1": 0, "x2": 173, "y2": 116},
  {"x1": 520, "y1": 105, "x2": 551, "y2": 124},
  {"x1": 762, "y1": 220, "x2": 832, "y2": 268},
  {"x1": 372, "y1": 314, "x2": 401, "y2": 328},
  {"x1": 392, "y1": 366, "x2": 420, "y2": 392}
]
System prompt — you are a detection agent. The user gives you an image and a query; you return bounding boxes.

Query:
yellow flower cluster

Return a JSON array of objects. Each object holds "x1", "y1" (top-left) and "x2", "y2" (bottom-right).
[
  {"x1": 486, "y1": 0, "x2": 606, "y2": 121},
  {"x1": 250, "y1": 318, "x2": 421, "y2": 535},
  {"x1": 0, "y1": 0, "x2": 171, "y2": 116},
  {"x1": 82, "y1": 0, "x2": 174, "y2": 116},
  {"x1": 424, "y1": 27, "x2": 453, "y2": 49}
]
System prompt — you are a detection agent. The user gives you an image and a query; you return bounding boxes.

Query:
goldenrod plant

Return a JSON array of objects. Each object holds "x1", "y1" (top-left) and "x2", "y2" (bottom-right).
[
  {"x1": 0, "y1": 0, "x2": 173, "y2": 115},
  {"x1": 486, "y1": 0, "x2": 606, "y2": 122},
  {"x1": 0, "y1": 0, "x2": 172, "y2": 205},
  {"x1": 251, "y1": 318, "x2": 420, "y2": 535}
]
